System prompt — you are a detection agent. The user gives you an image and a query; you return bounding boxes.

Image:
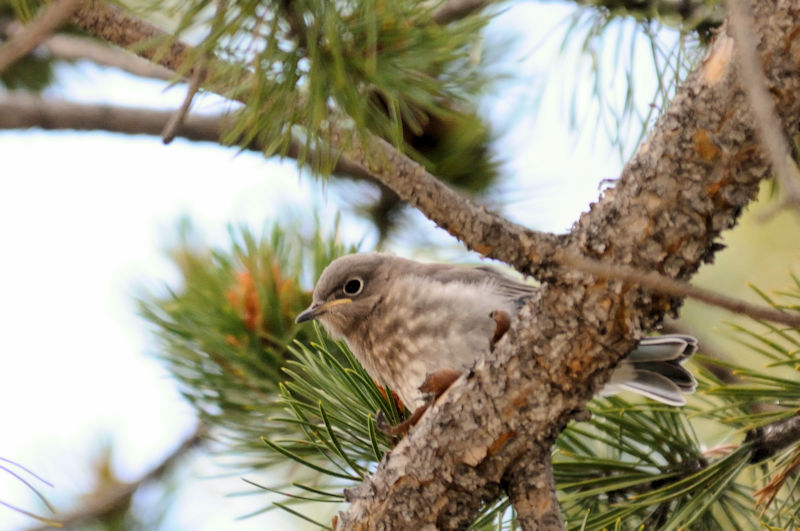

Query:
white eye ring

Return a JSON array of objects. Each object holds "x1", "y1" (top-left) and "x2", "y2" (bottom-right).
[{"x1": 343, "y1": 277, "x2": 364, "y2": 296}]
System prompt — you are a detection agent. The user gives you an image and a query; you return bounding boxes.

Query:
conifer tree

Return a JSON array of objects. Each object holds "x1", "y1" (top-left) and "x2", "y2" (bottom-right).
[{"x1": 2, "y1": 0, "x2": 800, "y2": 529}]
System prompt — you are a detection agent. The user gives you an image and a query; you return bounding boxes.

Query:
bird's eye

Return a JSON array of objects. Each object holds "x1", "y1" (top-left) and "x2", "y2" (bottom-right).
[{"x1": 343, "y1": 277, "x2": 363, "y2": 296}]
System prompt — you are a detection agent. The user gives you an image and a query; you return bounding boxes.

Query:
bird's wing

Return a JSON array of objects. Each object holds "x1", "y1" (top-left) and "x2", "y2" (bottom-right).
[
  {"x1": 473, "y1": 266, "x2": 538, "y2": 301},
  {"x1": 417, "y1": 263, "x2": 537, "y2": 304}
]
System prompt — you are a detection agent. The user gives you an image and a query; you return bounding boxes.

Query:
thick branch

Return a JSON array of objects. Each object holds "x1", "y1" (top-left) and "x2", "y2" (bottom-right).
[{"x1": 505, "y1": 446, "x2": 564, "y2": 530}]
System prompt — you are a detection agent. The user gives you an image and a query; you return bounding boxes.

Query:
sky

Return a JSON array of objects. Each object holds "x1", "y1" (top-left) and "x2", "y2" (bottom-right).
[{"x1": 0, "y1": 2, "x2": 683, "y2": 529}]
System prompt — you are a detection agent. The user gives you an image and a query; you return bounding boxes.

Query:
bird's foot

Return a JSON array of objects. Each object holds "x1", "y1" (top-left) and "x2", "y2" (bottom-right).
[
  {"x1": 490, "y1": 310, "x2": 511, "y2": 350},
  {"x1": 376, "y1": 406, "x2": 427, "y2": 436},
  {"x1": 419, "y1": 367, "x2": 462, "y2": 399},
  {"x1": 375, "y1": 368, "x2": 462, "y2": 436}
]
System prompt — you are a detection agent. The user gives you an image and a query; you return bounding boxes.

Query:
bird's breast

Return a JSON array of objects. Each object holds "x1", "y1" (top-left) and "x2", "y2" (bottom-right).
[{"x1": 353, "y1": 276, "x2": 512, "y2": 410}]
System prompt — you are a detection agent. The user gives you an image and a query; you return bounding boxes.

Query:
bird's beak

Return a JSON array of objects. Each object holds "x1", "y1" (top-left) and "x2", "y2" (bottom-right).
[{"x1": 295, "y1": 298, "x2": 352, "y2": 324}]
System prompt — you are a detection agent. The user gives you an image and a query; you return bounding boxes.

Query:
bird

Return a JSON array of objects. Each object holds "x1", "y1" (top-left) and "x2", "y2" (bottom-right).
[{"x1": 295, "y1": 253, "x2": 697, "y2": 412}]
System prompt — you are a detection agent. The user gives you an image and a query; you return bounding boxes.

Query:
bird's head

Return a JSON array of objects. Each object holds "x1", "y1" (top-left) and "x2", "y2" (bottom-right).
[{"x1": 295, "y1": 253, "x2": 398, "y2": 339}]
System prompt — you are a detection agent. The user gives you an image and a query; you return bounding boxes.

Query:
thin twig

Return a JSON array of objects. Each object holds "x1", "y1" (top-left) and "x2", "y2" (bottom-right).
[
  {"x1": 727, "y1": 0, "x2": 800, "y2": 213},
  {"x1": 44, "y1": 33, "x2": 173, "y2": 80},
  {"x1": 558, "y1": 252, "x2": 800, "y2": 328},
  {"x1": 0, "y1": 0, "x2": 84, "y2": 73},
  {"x1": 161, "y1": 62, "x2": 205, "y2": 144},
  {"x1": 30, "y1": 423, "x2": 205, "y2": 530}
]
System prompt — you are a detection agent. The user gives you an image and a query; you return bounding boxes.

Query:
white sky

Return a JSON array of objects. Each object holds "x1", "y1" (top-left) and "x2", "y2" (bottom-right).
[{"x1": 0, "y1": 2, "x2": 676, "y2": 529}]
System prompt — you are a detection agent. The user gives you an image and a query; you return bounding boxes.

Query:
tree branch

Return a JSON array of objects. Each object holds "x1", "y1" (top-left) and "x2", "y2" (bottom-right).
[
  {"x1": 161, "y1": 61, "x2": 205, "y2": 144},
  {"x1": 505, "y1": 444, "x2": 565, "y2": 530},
  {"x1": 69, "y1": 2, "x2": 191, "y2": 74},
  {"x1": 0, "y1": 0, "x2": 84, "y2": 73},
  {"x1": 727, "y1": 0, "x2": 800, "y2": 213},
  {"x1": 557, "y1": 252, "x2": 800, "y2": 328},
  {"x1": 43, "y1": 33, "x2": 173, "y2": 79}
]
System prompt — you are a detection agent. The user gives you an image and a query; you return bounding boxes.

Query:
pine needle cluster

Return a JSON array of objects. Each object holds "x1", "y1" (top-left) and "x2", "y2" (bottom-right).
[{"x1": 138, "y1": 220, "x2": 356, "y2": 460}]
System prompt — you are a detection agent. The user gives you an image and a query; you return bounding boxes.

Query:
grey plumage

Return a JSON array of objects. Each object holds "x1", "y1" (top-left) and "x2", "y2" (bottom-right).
[{"x1": 296, "y1": 253, "x2": 697, "y2": 410}]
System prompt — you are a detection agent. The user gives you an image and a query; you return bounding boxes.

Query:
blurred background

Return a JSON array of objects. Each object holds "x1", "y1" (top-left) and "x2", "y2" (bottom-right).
[{"x1": 1, "y1": 0, "x2": 799, "y2": 529}]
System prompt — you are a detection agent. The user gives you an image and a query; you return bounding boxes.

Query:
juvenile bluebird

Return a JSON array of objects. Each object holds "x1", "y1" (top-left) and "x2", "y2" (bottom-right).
[{"x1": 296, "y1": 253, "x2": 697, "y2": 411}]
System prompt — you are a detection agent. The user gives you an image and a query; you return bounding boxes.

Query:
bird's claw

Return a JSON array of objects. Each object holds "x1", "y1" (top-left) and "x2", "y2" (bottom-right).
[
  {"x1": 376, "y1": 406, "x2": 428, "y2": 436},
  {"x1": 419, "y1": 368, "x2": 462, "y2": 399},
  {"x1": 375, "y1": 368, "x2": 462, "y2": 436},
  {"x1": 490, "y1": 310, "x2": 511, "y2": 350}
]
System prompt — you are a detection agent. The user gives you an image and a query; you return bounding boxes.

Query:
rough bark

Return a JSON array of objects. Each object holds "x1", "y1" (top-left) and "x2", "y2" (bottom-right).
[
  {"x1": 68, "y1": 2, "x2": 191, "y2": 74},
  {"x1": 505, "y1": 447, "x2": 564, "y2": 530},
  {"x1": 336, "y1": 0, "x2": 800, "y2": 527}
]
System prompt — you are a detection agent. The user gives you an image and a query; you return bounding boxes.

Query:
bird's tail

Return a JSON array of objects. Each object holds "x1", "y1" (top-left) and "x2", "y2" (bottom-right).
[{"x1": 601, "y1": 334, "x2": 698, "y2": 406}]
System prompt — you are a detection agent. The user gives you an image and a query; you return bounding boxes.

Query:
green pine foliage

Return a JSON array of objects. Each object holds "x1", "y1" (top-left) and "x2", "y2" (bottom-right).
[
  {"x1": 138, "y1": 220, "x2": 357, "y2": 459},
  {"x1": 137, "y1": 0, "x2": 492, "y2": 165}
]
